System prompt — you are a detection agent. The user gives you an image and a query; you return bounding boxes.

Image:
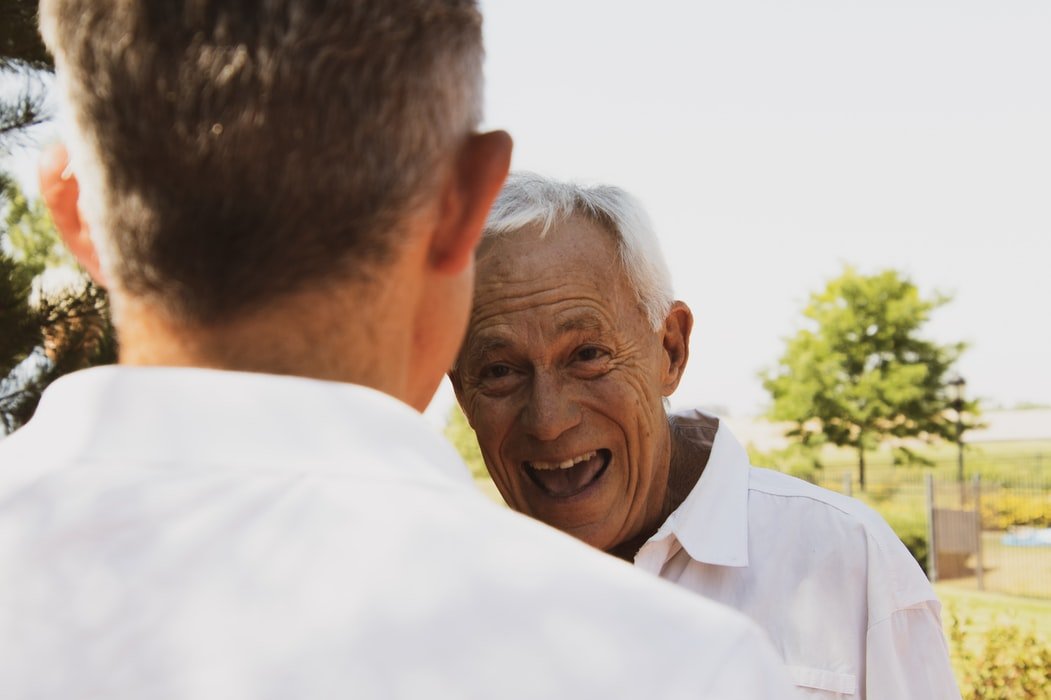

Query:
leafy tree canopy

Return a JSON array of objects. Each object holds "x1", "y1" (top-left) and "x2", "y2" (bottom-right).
[
  {"x1": 444, "y1": 404, "x2": 488, "y2": 482},
  {"x1": 3, "y1": 181, "x2": 77, "y2": 279},
  {"x1": 1, "y1": 180, "x2": 116, "y2": 437},
  {"x1": 1, "y1": 1, "x2": 51, "y2": 71},
  {"x1": 1, "y1": 0, "x2": 53, "y2": 150},
  {"x1": 0, "y1": 2, "x2": 115, "y2": 437},
  {"x1": 762, "y1": 266, "x2": 977, "y2": 489}
]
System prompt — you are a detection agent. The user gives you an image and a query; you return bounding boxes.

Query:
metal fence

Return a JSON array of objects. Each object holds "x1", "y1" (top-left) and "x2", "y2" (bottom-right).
[
  {"x1": 929, "y1": 476, "x2": 1051, "y2": 599},
  {"x1": 809, "y1": 462, "x2": 1051, "y2": 599}
]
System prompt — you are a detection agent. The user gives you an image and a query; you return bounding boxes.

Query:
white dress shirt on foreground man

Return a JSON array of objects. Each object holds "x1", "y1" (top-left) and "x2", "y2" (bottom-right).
[{"x1": 0, "y1": 369, "x2": 790, "y2": 698}]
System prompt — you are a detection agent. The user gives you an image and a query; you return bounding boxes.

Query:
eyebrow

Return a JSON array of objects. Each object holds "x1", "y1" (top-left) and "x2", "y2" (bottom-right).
[
  {"x1": 555, "y1": 313, "x2": 605, "y2": 335},
  {"x1": 462, "y1": 313, "x2": 610, "y2": 369},
  {"x1": 464, "y1": 337, "x2": 511, "y2": 368}
]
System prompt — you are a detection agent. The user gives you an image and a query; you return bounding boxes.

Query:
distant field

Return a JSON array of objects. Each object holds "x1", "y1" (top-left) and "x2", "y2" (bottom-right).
[
  {"x1": 937, "y1": 533, "x2": 1051, "y2": 600},
  {"x1": 937, "y1": 584, "x2": 1051, "y2": 640},
  {"x1": 812, "y1": 439, "x2": 1051, "y2": 487}
]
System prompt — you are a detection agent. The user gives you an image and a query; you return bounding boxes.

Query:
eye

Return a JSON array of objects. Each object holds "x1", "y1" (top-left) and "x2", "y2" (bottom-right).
[
  {"x1": 474, "y1": 362, "x2": 522, "y2": 397},
  {"x1": 482, "y1": 363, "x2": 514, "y2": 379},
  {"x1": 573, "y1": 345, "x2": 608, "y2": 363}
]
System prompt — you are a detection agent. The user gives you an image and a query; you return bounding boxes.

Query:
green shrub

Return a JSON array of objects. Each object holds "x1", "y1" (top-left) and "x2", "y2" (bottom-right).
[
  {"x1": 981, "y1": 492, "x2": 1051, "y2": 531},
  {"x1": 854, "y1": 493, "x2": 930, "y2": 575},
  {"x1": 879, "y1": 506, "x2": 929, "y2": 575},
  {"x1": 747, "y1": 441, "x2": 825, "y2": 483},
  {"x1": 444, "y1": 405, "x2": 487, "y2": 481},
  {"x1": 865, "y1": 480, "x2": 901, "y2": 504},
  {"x1": 948, "y1": 606, "x2": 1051, "y2": 699}
]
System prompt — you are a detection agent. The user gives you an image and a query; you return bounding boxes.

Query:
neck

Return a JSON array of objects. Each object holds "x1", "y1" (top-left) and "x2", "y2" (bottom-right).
[
  {"x1": 606, "y1": 414, "x2": 711, "y2": 562},
  {"x1": 114, "y1": 279, "x2": 417, "y2": 402},
  {"x1": 663, "y1": 415, "x2": 711, "y2": 515}
]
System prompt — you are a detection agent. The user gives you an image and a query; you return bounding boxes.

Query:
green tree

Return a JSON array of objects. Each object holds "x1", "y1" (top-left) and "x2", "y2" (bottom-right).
[
  {"x1": 0, "y1": 179, "x2": 38, "y2": 371},
  {"x1": 444, "y1": 404, "x2": 488, "y2": 481},
  {"x1": 0, "y1": 1, "x2": 112, "y2": 436},
  {"x1": 1, "y1": 0, "x2": 53, "y2": 147},
  {"x1": 762, "y1": 267, "x2": 976, "y2": 490},
  {"x1": 1, "y1": 180, "x2": 116, "y2": 436},
  {"x1": 0, "y1": 241, "x2": 36, "y2": 372},
  {"x1": 444, "y1": 404, "x2": 505, "y2": 504},
  {"x1": 3, "y1": 182, "x2": 77, "y2": 275}
]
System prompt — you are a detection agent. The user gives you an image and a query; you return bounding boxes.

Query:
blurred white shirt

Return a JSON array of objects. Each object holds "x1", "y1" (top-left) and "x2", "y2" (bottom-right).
[
  {"x1": 635, "y1": 411, "x2": 961, "y2": 699},
  {"x1": 0, "y1": 367, "x2": 792, "y2": 700}
]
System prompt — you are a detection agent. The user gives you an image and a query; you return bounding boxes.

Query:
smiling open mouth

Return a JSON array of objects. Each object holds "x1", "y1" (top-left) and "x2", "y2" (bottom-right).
[{"x1": 523, "y1": 449, "x2": 611, "y2": 498}]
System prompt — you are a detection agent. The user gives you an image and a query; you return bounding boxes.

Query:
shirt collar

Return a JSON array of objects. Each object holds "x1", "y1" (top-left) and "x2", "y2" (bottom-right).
[
  {"x1": 644, "y1": 416, "x2": 751, "y2": 567},
  {"x1": 18, "y1": 365, "x2": 474, "y2": 488}
]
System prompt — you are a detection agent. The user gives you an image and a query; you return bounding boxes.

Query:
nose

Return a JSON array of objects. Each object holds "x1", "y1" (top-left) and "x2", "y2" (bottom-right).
[{"x1": 520, "y1": 370, "x2": 581, "y2": 441}]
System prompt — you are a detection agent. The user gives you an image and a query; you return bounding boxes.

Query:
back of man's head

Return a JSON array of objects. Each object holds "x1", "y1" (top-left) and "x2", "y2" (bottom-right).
[{"x1": 40, "y1": 0, "x2": 484, "y2": 325}]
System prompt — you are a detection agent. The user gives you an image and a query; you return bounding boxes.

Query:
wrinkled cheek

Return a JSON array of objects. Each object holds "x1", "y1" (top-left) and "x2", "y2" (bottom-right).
[
  {"x1": 621, "y1": 428, "x2": 655, "y2": 528},
  {"x1": 468, "y1": 411, "x2": 502, "y2": 480},
  {"x1": 489, "y1": 459, "x2": 521, "y2": 504},
  {"x1": 479, "y1": 436, "x2": 508, "y2": 485},
  {"x1": 480, "y1": 430, "x2": 523, "y2": 505}
]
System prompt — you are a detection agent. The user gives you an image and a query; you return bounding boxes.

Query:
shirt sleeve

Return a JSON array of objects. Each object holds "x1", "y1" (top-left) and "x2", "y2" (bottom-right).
[{"x1": 865, "y1": 601, "x2": 961, "y2": 699}]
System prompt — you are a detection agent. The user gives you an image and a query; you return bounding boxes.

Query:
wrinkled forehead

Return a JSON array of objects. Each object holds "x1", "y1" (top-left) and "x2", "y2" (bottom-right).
[
  {"x1": 462, "y1": 217, "x2": 652, "y2": 357},
  {"x1": 476, "y1": 213, "x2": 623, "y2": 283}
]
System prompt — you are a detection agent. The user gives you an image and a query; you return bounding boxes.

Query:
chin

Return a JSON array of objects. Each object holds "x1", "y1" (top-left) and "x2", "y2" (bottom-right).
[
  {"x1": 564, "y1": 522, "x2": 620, "y2": 551},
  {"x1": 527, "y1": 502, "x2": 624, "y2": 552}
]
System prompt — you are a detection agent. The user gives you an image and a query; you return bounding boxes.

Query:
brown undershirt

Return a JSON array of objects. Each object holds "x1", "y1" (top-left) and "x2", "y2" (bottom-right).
[{"x1": 607, "y1": 410, "x2": 719, "y2": 561}]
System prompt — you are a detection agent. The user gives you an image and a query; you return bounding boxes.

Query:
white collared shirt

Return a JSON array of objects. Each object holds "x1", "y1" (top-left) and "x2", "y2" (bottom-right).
[
  {"x1": 0, "y1": 367, "x2": 793, "y2": 699},
  {"x1": 636, "y1": 411, "x2": 961, "y2": 699}
]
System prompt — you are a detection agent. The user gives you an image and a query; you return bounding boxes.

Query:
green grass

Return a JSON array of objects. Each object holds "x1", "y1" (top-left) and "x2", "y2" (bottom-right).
[
  {"x1": 937, "y1": 584, "x2": 1051, "y2": 643},
  {"x1": 816, "y1": 440, "x2": 1051, "y2": 486},
  {"x1": 938, "y1": 533, "x2": 1051, "y2": 599}
]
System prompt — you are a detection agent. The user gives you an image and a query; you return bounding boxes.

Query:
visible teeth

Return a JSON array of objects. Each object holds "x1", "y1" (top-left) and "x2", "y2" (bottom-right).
[{"x1": 530, "y1": 450, "x2": 597, "y2": 471}]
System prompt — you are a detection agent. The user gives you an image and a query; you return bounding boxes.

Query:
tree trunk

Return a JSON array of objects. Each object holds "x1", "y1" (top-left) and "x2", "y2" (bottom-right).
[{"x1": 857, "y1": 442, "x2": 866, "y2": 492}]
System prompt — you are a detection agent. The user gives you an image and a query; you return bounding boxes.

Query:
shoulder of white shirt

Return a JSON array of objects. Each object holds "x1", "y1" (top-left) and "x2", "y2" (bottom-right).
[{"x1": 746, "y1": 466, "x2": 905, "y2": 543}]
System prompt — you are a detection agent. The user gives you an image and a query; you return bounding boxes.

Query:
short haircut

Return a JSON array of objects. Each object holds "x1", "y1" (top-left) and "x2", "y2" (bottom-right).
[
  {"x1": 40, "y1": 0, "x2": 483, "y2": 323},
  {"x1": 482, "y1": 173, "x2": 674, "y2": 331}
]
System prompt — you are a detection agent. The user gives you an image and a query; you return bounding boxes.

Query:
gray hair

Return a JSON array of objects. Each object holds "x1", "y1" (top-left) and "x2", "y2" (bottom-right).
[
  {"x1": 40, "y1": 0, "x2": 484, "y2": 324},
  {"x1": 483, "y1": 173, "x2": 674, "y2": 330}
]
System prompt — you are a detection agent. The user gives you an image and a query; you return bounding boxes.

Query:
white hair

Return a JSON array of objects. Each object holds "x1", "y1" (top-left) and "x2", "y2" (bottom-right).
[{"x1": 483, "y1": 172, "x2": 674, "y2": 330}]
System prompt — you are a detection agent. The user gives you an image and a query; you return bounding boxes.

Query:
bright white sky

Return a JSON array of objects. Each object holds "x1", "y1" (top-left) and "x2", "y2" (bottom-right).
[
  {"x1": 4, "y1": 0, "x2": 1049, "y2": 419},
  {"x1": 473, "y1": 0, "x2": 1051, "y2": 416}
]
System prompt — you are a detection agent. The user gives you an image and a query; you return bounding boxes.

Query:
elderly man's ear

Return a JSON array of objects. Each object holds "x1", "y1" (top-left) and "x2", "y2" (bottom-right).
[
  {"x1": 660, "y1": 301, "x2": 693, "y2": 396},
  {"x1": 428, "y1": 130, "x2": 512, "y2": 274},
  {"x1": 38, "y1": 143, "x2": 106, "y2": 286}
]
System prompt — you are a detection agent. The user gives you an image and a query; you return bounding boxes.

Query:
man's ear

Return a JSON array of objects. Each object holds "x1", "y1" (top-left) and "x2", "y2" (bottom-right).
[
  {"x1": 38, "y1": 143, "x2": 106, "y2": 285},
  {"x1": 429, "y1": 130, "x2": 513, "y2": 273},
  {"x1": 660, "y1": 301, "x2": 693, "y2": 396}
]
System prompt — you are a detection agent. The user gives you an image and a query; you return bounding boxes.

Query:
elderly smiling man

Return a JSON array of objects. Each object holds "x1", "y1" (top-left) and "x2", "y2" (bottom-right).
[{"x1": 451, "y1": 173, "x2": 961, "y2": 699}]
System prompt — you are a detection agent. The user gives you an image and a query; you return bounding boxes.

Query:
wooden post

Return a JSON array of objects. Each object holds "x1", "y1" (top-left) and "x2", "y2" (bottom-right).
[
  {"x1": 925, "y1": 473, "x2": 938, "y2": 583},
  {"x1": 973, "y1": 474, "x2": 984, "y2": 591},
  {"x1": 842, "y1": 471, "x2": 852, "y2": 497}
]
